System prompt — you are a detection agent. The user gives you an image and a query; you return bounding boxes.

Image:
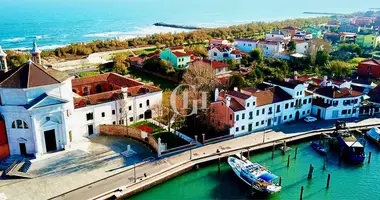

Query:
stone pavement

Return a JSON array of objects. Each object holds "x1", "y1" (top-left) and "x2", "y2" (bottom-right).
[{"x1": 51, "y1": 117, "x2": 380, "y2": 200}]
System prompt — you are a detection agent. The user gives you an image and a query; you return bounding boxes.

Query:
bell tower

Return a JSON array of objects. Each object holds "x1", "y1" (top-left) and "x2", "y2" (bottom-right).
[
  {"x1": 30, "y1": 41, "x2": 42, "y2": 65},
  {"x1": 0, "y1": 46, "x2": 8, "y2": 72}
]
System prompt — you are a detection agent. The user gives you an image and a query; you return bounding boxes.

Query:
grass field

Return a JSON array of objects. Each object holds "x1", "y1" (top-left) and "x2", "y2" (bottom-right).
[{"x1": 77, "y1": 71, "x2": 101, "y2": 77}]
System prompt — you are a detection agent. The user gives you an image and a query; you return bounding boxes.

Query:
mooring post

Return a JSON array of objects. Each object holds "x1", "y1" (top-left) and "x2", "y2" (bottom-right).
[
  {"x1": 283, "y1": 140, "x2": 287, "y2": 155},
  {"x1": 190, "y1": 149, "x2": 192, "y2": 160},
  {"x1": 134, "y1": 163, "x2": 137, "y2": 183},
  {"x1": 300, "y1": 186, "x2": 304, "y2": 200},
  {"x1": 202, "y1": 134, "x2": 205, "y2": 144},
  {"x1": 368, "y1": 151, "x2": 372, "y2": 164},
  {"x1": 194, "y1": 135, "x2": 198, "y2": 144},
  {"x1": 326, "y1": 173, "x2": 331, "y2": 189},
  {"x1": 308, "y1": 164, "x2": 314, "y2": 179},
  {"x1": 323, "y1": 156, "x2": 326, "y2": 170},
  {"x1": 247, "y1": 148, "x2": 250, "y2": 159},
  {"x1": 196, "y1": 164, "x2": 199, "y2": 170},
  {"x1": 287, "y1": 154, "x2": 290, "y2": 167},
  {"x1": 272, "y1": 143, "x2": 275, "y2": 159},
  {"x1": 240, "y1": 151, "x2": 243, "y2": 160},
  {"x1": 218, "y1": 157, "x2": 221, "y2": 174},
  {"x1": 294, "y1": 147, "x2": 298, "y2": 159},
  {"x1": 279, "y1": 176, "x2": 282, "y2": 186}
]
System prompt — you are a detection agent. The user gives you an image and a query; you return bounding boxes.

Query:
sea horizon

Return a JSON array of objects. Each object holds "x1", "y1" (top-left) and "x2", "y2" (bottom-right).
[{"x1": 0, "y1": 0, "x2": 375, "y2": 50}]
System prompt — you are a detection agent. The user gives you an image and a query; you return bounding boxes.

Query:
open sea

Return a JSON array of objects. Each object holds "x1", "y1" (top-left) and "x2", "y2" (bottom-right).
[
  {"x1": 0, "y1": 0, "x2": 376, "y2": 50},
  {"x1": 130, "y1": 140, "x2": 380, "y2": 200}
]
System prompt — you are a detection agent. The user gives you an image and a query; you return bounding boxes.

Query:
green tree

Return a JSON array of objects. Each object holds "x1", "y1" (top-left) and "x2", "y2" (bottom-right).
[
  {"x1": 113, "y1": 54, "x2": 128, "y2": 75},
  {"x1": 326, "y1": 61, "x2": 353, "y2": 77},
  {"x1": 338, "y1": 43, "x2": 362, "y2": 54},
  {"x1": 287, "y1": 41, "x2": 296, "y2": 52},
  {"x1": 227, "y1": 73, "x2": 246, "y2": 90},
  {"x1": 315, "y1": 50, "x2": 329, "y2": 67},
  {"x1": 5, "y1": 51, "x2": 30, "y2": 68},
  {"x1": 250, "y1": 48, "x2": 263, "y2": 63}
]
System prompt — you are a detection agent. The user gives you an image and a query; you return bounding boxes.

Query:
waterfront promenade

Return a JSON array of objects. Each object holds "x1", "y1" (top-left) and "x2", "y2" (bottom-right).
[{"x1": 50, "y1": 117, "x2": 380, "y2": 200}]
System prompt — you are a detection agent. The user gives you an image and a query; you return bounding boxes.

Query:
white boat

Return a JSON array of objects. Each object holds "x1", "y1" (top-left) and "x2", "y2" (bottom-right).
[
  {"x1": 366, "y1": 127, "x2": 380, "y2": 145},
  {"x1": 227, "y1": 156, "x2": 281, "y2": 194}
]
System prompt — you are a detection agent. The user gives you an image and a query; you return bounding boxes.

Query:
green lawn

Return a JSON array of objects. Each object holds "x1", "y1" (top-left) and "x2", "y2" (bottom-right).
[
  {"x1": 127, "y1": 68, "x2": 178, "y2": 90},
  {"x1": 77, "y1": 71, "x2": 100, "y2": 77}
]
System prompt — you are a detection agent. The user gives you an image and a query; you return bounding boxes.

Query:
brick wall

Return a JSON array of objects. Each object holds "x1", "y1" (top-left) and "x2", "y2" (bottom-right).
[{"x1": 99, "y1": 125, "x2": 158, "y2": 153}]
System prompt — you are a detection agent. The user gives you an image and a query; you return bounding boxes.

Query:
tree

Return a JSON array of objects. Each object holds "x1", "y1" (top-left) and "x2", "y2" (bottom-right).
[
  {"x1": 250, "y1": 48, "x2": 263, "y2": 63},
  {"x1": 308, "y1": 38, "x2": 331, "y2": 66},
  {"x1": 315, "y1": 50, "x2": 329, "y2": 67},
  {"x1": 326, "y1": 61, "x2": 353, "y2": 77},
  {"x1": 182, "y1": 61, "x2": 219, "y2": 93},
  {"x1": 5, "y1": 50, "x2": 30, "y2": 68},
  {"x1": 227, "y1": 73, "x2": 246, "y2": 90},
  {"x1": 287, "y1": 41, "x2": 296, "y2": 52},
  {"x1": 338, "y1": 43, "x2": 362, "y2": 54},
  {"x1": 113, "y1": 54, "x2": 129, "y2": 74}
]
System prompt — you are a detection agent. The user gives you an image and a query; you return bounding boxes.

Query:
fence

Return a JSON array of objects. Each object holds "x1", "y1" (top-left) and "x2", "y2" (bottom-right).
[{"x1": 99, "y1": 125, "x2": 159, "y2": 153}]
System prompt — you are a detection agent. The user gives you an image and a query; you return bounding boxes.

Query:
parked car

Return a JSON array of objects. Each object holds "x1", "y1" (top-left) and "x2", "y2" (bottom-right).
[{"x1": 304, "y1": 116, "x2": 317, "y2": 123}]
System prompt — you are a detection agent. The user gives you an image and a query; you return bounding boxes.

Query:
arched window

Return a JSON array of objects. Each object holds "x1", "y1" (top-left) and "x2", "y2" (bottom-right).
[
  {"x1": 83, "y1": 87, "x2": 89, "y2": 96},
  {"x1": 146, "y1": 99, "x2": 150, "y2": 106},
  {"x1": 96, "y1": 84, "x2": 102, "y2": 93},
  {"x1": 11, "y1": 120, "x2": 29, "y2": 129}
]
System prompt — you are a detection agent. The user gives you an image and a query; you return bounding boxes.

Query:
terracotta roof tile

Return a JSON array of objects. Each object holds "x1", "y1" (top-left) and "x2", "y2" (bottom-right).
[
  {"x1": 226, "y1": 90, "x2": 251, "y2": 100},
  {"x1": 198, "y1": 59, "x2": 228, "y2": 69},
  {"x1": 172, "y1": 51, "x2": 192, "y2": 57},
  {"x1": 314, "y1": 87, "x2": 362, "y2": 98},
  {"x1": 229, "y1": 98, "x2": 245, "y2": 111}
]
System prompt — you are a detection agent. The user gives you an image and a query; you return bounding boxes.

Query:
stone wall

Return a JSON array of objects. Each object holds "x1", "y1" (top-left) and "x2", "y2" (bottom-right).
[{"x1": 99, "y1": 125, "x2": 158, "y2": 153}]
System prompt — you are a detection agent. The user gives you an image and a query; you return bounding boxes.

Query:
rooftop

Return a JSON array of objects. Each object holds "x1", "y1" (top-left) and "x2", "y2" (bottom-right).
[
  {"x1": 314, "y1": 87, "x2": 362, "y2": 98},
  {"x1": 0, "y1": 60, "x2": 71, "y2": 88}
]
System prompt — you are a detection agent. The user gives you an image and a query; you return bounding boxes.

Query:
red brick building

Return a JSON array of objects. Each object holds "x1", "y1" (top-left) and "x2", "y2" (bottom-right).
[{"x1": 357, "y1": 59, "x2": 380, "y2": 78}]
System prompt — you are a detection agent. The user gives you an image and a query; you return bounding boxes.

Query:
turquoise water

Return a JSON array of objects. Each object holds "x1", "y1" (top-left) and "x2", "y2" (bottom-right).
[
  {"x1": 0, "y1": 0, "x2": 376, "y2": 50},
  {"x1": 131, "y1": 140, "x2": 380, "y2": 200}
]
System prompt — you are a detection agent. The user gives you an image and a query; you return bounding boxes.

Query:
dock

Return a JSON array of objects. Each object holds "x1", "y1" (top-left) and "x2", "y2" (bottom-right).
[
  {"x1": 153, "y1": 22, "x2": 204, "y2": 30},
  {"x1": 46, "y1": 118, "x2": 380, "y2": 200}
]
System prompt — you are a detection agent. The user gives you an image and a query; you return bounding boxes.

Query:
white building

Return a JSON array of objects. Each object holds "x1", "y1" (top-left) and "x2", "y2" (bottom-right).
[
  {"x1": 312, "y1": 87, "x2": 363, "y2": 120},
  {"x1": 208, "y1": 45, "x2": 242, "y2": 62},
  {"x1": 257, "y1": 40, "x2": 285, "y2": 58},
  {"x1": 234, "y1": 38, "x2": 259, "y2": 53},
  {"x1": 209, "y1": 81, "x2": 312, "y2": 135},
  {"x1": 210, "y1": 39, "x2": 230, "y2": 46},
  {"x1": 294, "y1": 31, "x2": 313, "y2": 40},
  {"x1": 0, "y1": 43, "x2": 163, "y2": 158},
  {"x1": 266, "y1": 30, "x2": 291, "y2": 42},
  {"x1": 295, "y1": 40, "x2": 309, "y2": 55}
]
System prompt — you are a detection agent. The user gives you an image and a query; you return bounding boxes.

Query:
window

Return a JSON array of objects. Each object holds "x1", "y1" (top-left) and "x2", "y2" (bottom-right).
[
  {"x1": 119, "y1": 108, "x2": 122, "y2": 113},
  {"x1": 353, "y1": 109, "x2": 357, "y2": 114},
  {"x1": 230, "y1": 114, "x2": 233, "y2": 120},
  {"x1": 11, "y1": 120, "x2": 29, "y2": 129},
  {"x1": 129, "y1": 106, "x2": 132, "y2": 111},
  {"x1": 236, "y1": 115, "x2": 239, "y2": 121},
  {"x1": 291, "y1": 102, "x2": 294, "y2": 107},
  {"x1": 290, "y1": 114, "x2": 293, "y2": 119},
  {"x1": 146, "y1": 100, "x2": 150, "y2": 106},
  {"x1": 253, "y1": 101, "x2": 256, "y2": 106},
  {"x1": 139, "y1": 114, "x2": 144, "y2": 119},
  {"x1": 297, "y1": 91, "x2": 299, "y2": 96},
  {"x1": 348, "y1": 110, "x2": 351, "y2": 114},
  {"x1": 242, "y1": 114, "x2": 245, "y2": 120},
  {"x1": 303, "y1": 99, "x2": 307, "y2": 104},
  {"x1": 86, "y1": 113, "x2": 94, "y2": 121},
  {"x1": 303, "y1": 111, "x2": 305, "y2": 115},
  {"x1": 284, "y1": 116, "x2": 287, "y2": 120},
  {"x1": 242, "y1": 126, "x2": 245, "y2": 131},
  {"x1": 83, "y1": 87, "x2": 89, "y2": 96},
  {"x1": 342, "y1": 110, "x2": 347, "y2": 115},
  {"x1": 139, "y1": 103, "x2": 142, "y2": 108},
  {"x1": 308, "y1": 98, "x2": 312, "y2": 103},
  {"x1": 256, "y1": 110, "x2": 259, "y2": 116},
  {"x1": 262, "y1": 108, "x2": 265, "y2": 115},
  {"x1": 101, "y1": 112, "x2": 105, "y2": 117},
  {"x1": 130, "y1": 117, "x2": 134, "y2": 122},
  {"x1": 285, "y1": 103, "x2": 289, "y2": 109},
  {"x1": 249, "y1": 112, "x2": 253, "y2": 119},
  {"x1": 307, "y1": 110, "x2": 310, "y2": 114},
  {"x1": 96, "y1": 84, "x2": 102, "y2": 93},
  {"x1": 214, "y1": 52, "x2": 217, "y2": 56},
  {"x1": 247, "y1": 103, "x2": 250, "y2": 107},
  {"x1": 112, "y1": 110, "x2": 116, "y2": 115},
  {"x1": 236, "y1": 127, "x2": 239, "y2": 132},
  {"x1": 261, "y1": 120, "x2": 264, "y2": 125},
  {"x1": 256, "y1": 122, "x2": 259, "y2": 126},
  {"x1": 113, "y1": 121, "x2": 116, "y2": 125},
  {"x1": 268, "y1": 107, "x2": 272, "y2": 114},
  {"x1": 276, "y1": 105, "x2": 280, "y2": 113}
]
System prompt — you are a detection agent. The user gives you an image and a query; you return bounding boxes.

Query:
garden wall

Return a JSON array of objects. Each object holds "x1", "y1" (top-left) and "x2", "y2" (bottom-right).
[{"x1": 99, "y1": 125, "x2": 159, "y2": 153}]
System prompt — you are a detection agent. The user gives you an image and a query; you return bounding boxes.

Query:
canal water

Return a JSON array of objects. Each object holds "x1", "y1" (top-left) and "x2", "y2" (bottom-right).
[{"x1": 130, "y1": 139, "x2": 380, "y2": 200}]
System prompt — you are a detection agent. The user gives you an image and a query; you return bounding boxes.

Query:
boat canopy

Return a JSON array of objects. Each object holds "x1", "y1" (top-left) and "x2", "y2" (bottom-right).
[
  {"x1": 367, "y1": 127, "x2": 380, "y2": 140},
  {"x1": 258, "y1": 173, "x2": 278, "y2": 182}
]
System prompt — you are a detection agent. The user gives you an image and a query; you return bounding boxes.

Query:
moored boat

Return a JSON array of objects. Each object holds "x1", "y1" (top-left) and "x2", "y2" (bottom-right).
[
  {"x1": 310, "y1": 141, "x2": 327, "y2": 154},
  {"x1": 227, "y1": 156, "x2": 281, "y2": 194},
  {"x1": 337, "y1": 135, "x2": 366, "y2": 164},
  {"x1": 366, "y1": 127, "x2": 380, "y2": 145}
]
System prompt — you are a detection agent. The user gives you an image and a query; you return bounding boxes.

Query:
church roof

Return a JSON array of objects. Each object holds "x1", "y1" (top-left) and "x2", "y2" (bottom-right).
[
  {"x1": 0, "y1": 61, "x2": 71, "y2": 88},
  {"x1": 24, "y1": 93, "x2": 68, "y2": 110}
]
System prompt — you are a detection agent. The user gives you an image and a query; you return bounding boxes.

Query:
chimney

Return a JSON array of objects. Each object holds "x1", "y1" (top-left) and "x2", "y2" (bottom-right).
[
  {"x1": 214, "y1": 88, "x2": 219, "y2": 102},
  {"x1": 0, "y1": 45, "x2": 8, "y2": 72},
  {"x1": 294, "y1": 71, "x2": 298, "y2": 80},
  {"x1": 234, "y1": 87, "x2": 238, "y2": 91},
  {"x1": 226, "y1": 96, "x2": 231, "y2": 108}
]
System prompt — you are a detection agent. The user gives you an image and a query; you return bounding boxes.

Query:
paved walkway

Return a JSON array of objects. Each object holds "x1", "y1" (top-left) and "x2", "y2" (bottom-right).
[{"x1": 50, "y1": 117, "x2": 380, "y2": 200}]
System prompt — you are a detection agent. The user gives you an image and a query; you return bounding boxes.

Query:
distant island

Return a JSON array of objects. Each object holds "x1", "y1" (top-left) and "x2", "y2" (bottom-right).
[
  {"x1": 303, "y1": 12, "x2": 344, "y2": 15},
  {"x1": 153, "y1": 22, "x2": 204, "y2": 30}
]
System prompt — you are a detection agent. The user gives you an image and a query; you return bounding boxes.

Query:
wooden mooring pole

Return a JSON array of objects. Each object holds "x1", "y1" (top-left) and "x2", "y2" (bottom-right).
[
  {"x1": 279, "y1": 176, "x2": 282, "y2": 186},
  {"x1": 247, "y1": 148, "x2": 250, "y2": 159},
  {"x1": 283, "y1": 140, "x2": 287, "y2": 155},
  {"x1": 134, "y1": 163, "x2": 137, "y2": 183},
  {"x1": 326, "y1": 174, "x2": 331, "y2": 189},
  {"x1": 294, "y1": 147, "x2": 298, "y2": 159},
  {"x1": 218, "y1": 157, "x2": 221, "y2": 174},
  {"x1": 307, "y1": 164, "x2": 314, "y2": 179},
  {"x1": 300, "y1": 186, "x2": 304, "y2": 200},
  {"x1": 368, "y1": 152, "x2": 372, "y2": 164},
  {"x1": 287, "y1": 154, "x2": 290, "y2": 167}
]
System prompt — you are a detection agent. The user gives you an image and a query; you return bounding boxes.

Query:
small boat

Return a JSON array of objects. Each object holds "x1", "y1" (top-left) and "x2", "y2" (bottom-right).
[
  {"x1": 337, "y1": 135, "x2": 366, "y2": 164},
  {"x1": 310, "y1": 141, "x2": 327, "y2": 154},
  {"x1": 228, "y1": 156, "x2": 281, "y2": 194},
  {"x1": 366, "y1": 127, "x2": 380, "y2": 145}
]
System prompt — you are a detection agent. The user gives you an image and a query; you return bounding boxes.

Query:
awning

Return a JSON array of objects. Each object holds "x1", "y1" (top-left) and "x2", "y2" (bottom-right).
[
  {"x1": 363, "y1": 95, "x2": 370, "y2": 100},
  {"x1": 258, "y1": 173, "x2": 278, "y2": 182}
]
